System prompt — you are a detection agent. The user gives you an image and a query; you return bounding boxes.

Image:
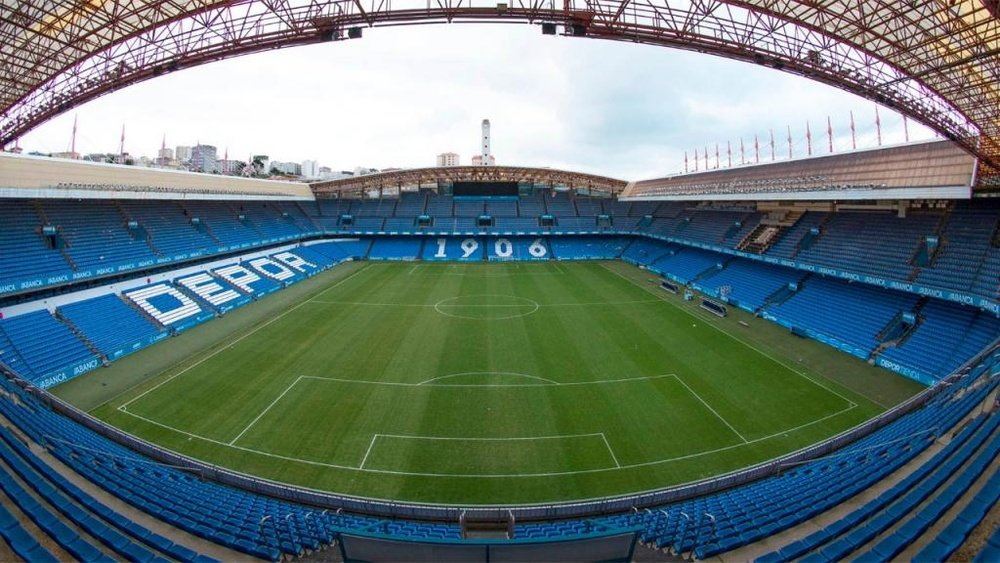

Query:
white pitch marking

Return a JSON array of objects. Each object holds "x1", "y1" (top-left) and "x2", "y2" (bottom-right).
[
  {"x1": 359, "y1": 434, "x2": 379, "y2": 469},
  {"x1": 405, "y1": 262, "x2": 565, "y2": 278},
  {"x1": 108, "y1": 261, "x2": 867, "y2": 479},
  {"x1": 417, "y1": 372, "x2": 558, "y2": 386},
  {"x1": 120, "y1": 264, "x2": 372, "y2": 410},
  {"x1": 309, "y1": 298, "x2": 662, "y2": 308},
  {"x1": 309, "y1": 301, "x2": 433, "y2": 307},
  {"x1": 376, "y1": 432, "x2": 606, "y2": 441},
  {"x1": 116, "y1": 402, "x2": 857, "y2": 478},
  {"x1": 600, "y1": 262, "x2": 860, "y2": 409},
  {"x1": 433, "y1": 295, "x2": 540, "y2": 320},
  {"x1": 298, "y1": 373, "x2": 676, "y2": 388},
  {"x1": 229, "y1": 376, "x2": 304, "y2": 446},
  {"x1": 600, "y1": 432, "x2": 621, "y2": 468},
  {"x1": 672, "y1": 375, "x2": 749, "y2": 443}
]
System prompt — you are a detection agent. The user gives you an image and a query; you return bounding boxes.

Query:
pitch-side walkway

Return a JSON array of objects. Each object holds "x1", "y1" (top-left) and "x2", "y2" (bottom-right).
[
  {"x1": 712, "y1": 388, "x2": 998, "y2": 562},
  {"x1": 0, "y1": 413, "x2": 251, "y2": 561}
]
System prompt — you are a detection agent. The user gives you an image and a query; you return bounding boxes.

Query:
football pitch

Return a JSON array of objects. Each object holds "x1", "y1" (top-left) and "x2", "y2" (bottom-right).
[{"x1": 67, "y1": 260, "x2": 922, "y2": 505}]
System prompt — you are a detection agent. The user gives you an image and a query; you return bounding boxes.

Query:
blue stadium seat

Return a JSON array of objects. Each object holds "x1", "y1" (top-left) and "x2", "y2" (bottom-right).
[
  {"x1": 368, "y1": 238, "x2": 423, "y2": 260},
  {"x1": 693, "y1": 258, "x2": 805, "y2": 312},
  {"x1": 0, "y1": 310, "x2": 99, "y2": 387},
  {"x1": 550, "y1": 236, "x2": 630, "y2": 260},
  {"x1": 58, "y1": 294, "x2": 166, "y2": 360}
]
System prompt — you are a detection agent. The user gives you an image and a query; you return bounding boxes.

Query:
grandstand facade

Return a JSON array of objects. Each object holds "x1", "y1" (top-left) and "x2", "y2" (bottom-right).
[
  {"x1": 0, "y1": 146, "x2": 997, "y2": 561},
  {"x1": 3, "y1": 191, "x2": 997, "y2": 388}
]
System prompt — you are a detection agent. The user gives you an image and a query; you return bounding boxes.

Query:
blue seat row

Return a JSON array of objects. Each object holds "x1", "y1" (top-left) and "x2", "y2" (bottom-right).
[
  {"x1": 911, "y1": 465, "x2": 1000, "y2": 562},
  {"x1": 0, "y1": 438, "x2": 112, "y2": 561},
  {"x1": 0, "y1": 310, "x2": 98, "y2": 386},
  {"x1": 0, "y1": 342, "x2": 995, "y2": 560},
  {"x1": 759, "y1": 411, "x2": 999, "y2": 561},
  {"x1": 0, "y1": 427, "x2": 214, "y2": 562},
  {"x1": 858, "y1": 424, "x2": 1000, "y2": 562},
  {"x1": 0, "y1": 428, "x2": 179, "y2": 562},
  {"x1": 550, "y1": 236, "x2": 630, "y2": 260},
  {"x1": 694, "y1": 258, "x2": 805, "y2": 312},
  {"x1": 0, "y1": 502, "x2": 57, "y2": 562},
  {"x1": 368, "y1": 238, "x2": 423, "y2": 260},
  {"x1": 1, "y1": 245, "x2": 347, "y2": 388},
  {"x1": 3, "y1": 196, "x2": 998, "y2": 307},
  {"x1": 974, "y1": 516, "x2": 1000, "y2": 563},
  {"x1": 512, "y1": 356, "x2": 999, "y2": 556},
  {"x1": 648, "y1": 247, "x2": 723, "y2": 284},
  {"x1": 58, "y1": 294, "x2": 164, "y2": 358},
  {"x1": 765, "y1": 276, "x2": 919, "y2": 359},
  {"x1": 879, "y1": 300, "x2": 1000, "y2": 381}
]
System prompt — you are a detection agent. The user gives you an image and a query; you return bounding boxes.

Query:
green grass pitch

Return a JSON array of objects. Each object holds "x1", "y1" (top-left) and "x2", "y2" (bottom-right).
[{"x1": 63, "y1": 260, "x2": 923, "y2": 505}]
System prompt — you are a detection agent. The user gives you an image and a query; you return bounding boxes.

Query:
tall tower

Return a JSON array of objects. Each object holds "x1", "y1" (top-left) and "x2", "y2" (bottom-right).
[{"x1": 480, "y1": 119, "x2": 491, "y2": 166}]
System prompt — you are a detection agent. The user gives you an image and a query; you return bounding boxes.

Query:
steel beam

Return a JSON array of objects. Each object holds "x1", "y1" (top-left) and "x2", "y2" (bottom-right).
[{"x1": 1, "y1": 0, "x2": 997, "y2": 186}]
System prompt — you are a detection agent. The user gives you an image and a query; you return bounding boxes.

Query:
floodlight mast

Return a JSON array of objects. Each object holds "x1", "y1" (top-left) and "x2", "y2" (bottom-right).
[{"x1": 480, "y1": 119, "x2": 493, "y2": 166}]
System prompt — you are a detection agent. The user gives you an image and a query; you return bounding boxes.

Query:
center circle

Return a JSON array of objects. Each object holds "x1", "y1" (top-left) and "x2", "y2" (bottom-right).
[{"x1": 433, "y1": 294, "x2": 540, "y2": 320}]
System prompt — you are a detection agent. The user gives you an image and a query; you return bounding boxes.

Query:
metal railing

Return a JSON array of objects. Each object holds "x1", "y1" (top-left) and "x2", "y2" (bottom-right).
[{"x1": 7, "y1": 336, "x2": 993, "y2": 523}]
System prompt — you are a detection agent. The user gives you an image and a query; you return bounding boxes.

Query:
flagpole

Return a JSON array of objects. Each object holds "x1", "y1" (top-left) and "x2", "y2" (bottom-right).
[
  {"x1": 875, "y1": 106, "x2": 882, "y2": 146},
  {"x1": 786, "y1": 125, "x2": 792, "y2": 159},
  {"x1": 806, "y1": 121, "x2": 812, "y2": 156},
  {"x1": 850, "y1": 111, "x2": 857, "y2": 150},
  {"x1": 827, "y1": 116, "x2": 833, "y2": 153},
  {"x1": 70, "y1": 115, "x2": 78, "y2": 158}
]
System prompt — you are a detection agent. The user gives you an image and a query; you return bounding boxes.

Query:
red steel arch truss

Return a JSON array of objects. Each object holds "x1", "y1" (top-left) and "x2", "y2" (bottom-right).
[
  {"x1": 2, "y1": 1, "x2": 998, "y2": 185},
  {"x1": 310, "y1": 165, "x2": 629, "y2": 195}
]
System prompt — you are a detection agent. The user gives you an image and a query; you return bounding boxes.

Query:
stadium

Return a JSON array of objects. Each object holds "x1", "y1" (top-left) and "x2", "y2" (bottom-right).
[{"x1": 1, "y1": 1, "x2": 999, "y2": 562}]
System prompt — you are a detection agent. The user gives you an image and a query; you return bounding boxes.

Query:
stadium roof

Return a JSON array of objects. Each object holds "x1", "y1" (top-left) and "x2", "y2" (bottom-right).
[
  {"x1": 2, "y1": 1, "x2": 998, "y2": 187},
  {"x1": 0, "y1": 151, "x2": 313, "y2": 199},
  {"x1": 310, "y1": 165, "x2": 629, "y2": 195},
  {"x1": 625, "y1": 139, "x2": 977, "y2": 201}
]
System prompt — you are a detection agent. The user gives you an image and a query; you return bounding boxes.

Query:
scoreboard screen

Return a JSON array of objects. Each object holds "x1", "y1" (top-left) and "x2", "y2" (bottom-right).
[{"x1": 453, "y1": 181, "x2": 518, "y2": 197}]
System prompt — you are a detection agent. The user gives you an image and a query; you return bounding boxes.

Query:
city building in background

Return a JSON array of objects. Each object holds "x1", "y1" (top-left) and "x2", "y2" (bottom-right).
[
  {"x1": 175, "y1": 145, "x2": 192, "y2": 162},
  {"x1": 301, "y1": 159, "x2": 320, "y2": 178},
  {"x1": 436, "y1": 152, "x2": 460, "y2": 167},
  {"x1": 191, "y1": 144, "x2": 217, "y2": 173}
]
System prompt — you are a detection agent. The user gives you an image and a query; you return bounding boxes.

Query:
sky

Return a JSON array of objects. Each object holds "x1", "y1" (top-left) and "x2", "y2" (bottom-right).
[{"x1": 16, "y1": 24, "x2": 935, "y2": 180}]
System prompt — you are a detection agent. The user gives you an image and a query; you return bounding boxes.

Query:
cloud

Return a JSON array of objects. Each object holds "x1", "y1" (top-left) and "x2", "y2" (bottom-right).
[{"x1": 18, "y1": 24, "x2": 932, "y2": 180}]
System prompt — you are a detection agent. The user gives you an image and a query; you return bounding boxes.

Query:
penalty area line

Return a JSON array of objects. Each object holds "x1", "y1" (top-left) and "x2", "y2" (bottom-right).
[
  {"x1": 359, "y1": 435, "x2": 379, "y2": 469},
  {"x1": 358, "y1": 432, "x2": 622, "y2": 472},
  {"x1": 114, "y1": 402, "x2": 858, "y2": 478},
  {"x1": 599, "y1": 262, "x2": 862, "y2": 410},
  {"x1": 672, "y1": 375, "x2": 749, "y2": 443},
  {"x1": 374, "y1": 432, "x2": 608, "y2": 441},
  {"x1": 228, "y1": 376, "x2": 304, "y2": 446},
  {"x1": 600, "y1": 433, "x2": 621, "y2": 468},
  {"x1": 298, "y1": 372, "x2": 677, "y2": 388}
]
